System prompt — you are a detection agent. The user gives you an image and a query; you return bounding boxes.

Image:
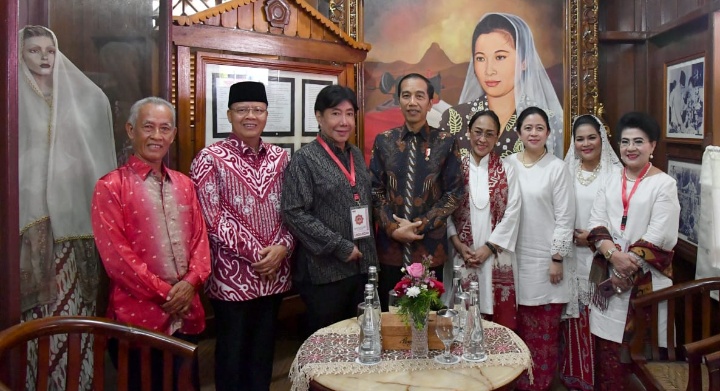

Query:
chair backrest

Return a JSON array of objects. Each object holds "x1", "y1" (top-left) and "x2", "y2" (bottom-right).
[
  {"x1": 630, "y1": 277, "x2": 720, "y2": 391},
  {"x1": 0, "y1": 316, "x2": 198, "y2": 391}
]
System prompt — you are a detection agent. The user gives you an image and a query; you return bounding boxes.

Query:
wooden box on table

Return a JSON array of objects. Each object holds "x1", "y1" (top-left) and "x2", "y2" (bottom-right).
[{"x1": 380, "y1": 313, "x2": 444, "y2": 350}]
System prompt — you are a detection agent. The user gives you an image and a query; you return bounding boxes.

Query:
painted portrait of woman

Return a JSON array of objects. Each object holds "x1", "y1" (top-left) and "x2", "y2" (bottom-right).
[{"x1": 438, "y1": 13, "x2": 564, "y2": 158}]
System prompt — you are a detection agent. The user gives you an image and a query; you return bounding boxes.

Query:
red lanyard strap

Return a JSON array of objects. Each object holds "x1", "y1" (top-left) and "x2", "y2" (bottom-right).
[
  {"x1": 620, "y1": 162, "x2": 651, "y2": 231},
  {"x1": 316, "y1": 136, "x2": 360, "y2": 202}
]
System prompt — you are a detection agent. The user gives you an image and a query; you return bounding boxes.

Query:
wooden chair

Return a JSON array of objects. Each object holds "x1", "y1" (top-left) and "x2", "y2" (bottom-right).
[
  {"x1": 704, "y1": 349, "x2": 720, "y2": 390},
  {"x1": 629, "y1": 277, "x2": 720, "y2": 390},
  {"x1": 0, "y1": 316, "x2": 198, "y2": 391}
]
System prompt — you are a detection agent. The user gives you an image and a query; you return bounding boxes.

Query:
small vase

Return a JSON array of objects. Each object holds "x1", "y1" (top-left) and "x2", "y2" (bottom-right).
[{"x1": 410, "y1": 313, "x2": 429, "y2": 358}]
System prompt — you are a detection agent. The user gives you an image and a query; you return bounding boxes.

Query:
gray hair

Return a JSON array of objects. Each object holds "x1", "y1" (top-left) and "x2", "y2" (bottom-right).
[{"x1": 127, "y1": 97, "x2": 176, "y2": 128}]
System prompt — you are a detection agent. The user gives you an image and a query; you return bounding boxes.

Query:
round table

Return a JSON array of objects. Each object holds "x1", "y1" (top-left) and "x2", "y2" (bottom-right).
[{"x1": 290, "y1": 318, "x2": 532, "y2": 391}]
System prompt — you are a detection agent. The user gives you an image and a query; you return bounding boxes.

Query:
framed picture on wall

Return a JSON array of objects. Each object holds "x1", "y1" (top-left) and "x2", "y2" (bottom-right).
[
  {"x1": 664, "y1": 55, "x2": 705, "y2": 141},
  {"x1": 668, "y1": 157, "x2": 701, "y2": 247}
]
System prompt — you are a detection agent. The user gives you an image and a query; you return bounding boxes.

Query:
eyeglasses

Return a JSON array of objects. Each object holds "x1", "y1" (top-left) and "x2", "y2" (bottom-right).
[
  {"x1": 619, "y1": 139, "x2": 647, "y2": 148},
  {"x1": 231, "y1": 107, "x2": 267, "y2": 116},
  {"x1": 469, "y1": 130, "x2": 498, "y2": 140}
]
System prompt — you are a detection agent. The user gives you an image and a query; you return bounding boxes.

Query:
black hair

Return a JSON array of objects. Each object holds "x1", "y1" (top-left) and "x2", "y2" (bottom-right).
[
  {"x1": 679, "y1": 70, "x2": 686, "y2": 87},
  {"x1": 468, "y1": 110, "x2": 501, "y2": 131},
  {"x1": 616, "y1": 112, "x2": 661, "y2": 142},
  {"x1": 314, "y1": 85, "x2": 358, "y2": 113},
  {"x1": 571, "y1": 114, "x2": 601, "y2": 137},
  {"x1": 515, "y1": 106, "x2": 549, "y2": 132},
  {"x1": 471, "y1": 14, "x2": 517, "y2": 55},
  {"x1": 396, "y1": 73, "x2": 434, "y2": 99},
  {"x1": 22, "y1": 25, "x2": 53, "y2": 40}
]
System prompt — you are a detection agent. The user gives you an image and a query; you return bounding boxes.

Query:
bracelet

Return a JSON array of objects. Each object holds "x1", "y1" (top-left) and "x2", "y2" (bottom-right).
[
  {"x1": 611, "y1": 267, "x2": 625, "y2": 279},
  {"x1": 485, "y1": 242, "x2": 498, "y2": 256},
  {"x1": 551, "y1": 258, "x2": 563, "y2": 263}
]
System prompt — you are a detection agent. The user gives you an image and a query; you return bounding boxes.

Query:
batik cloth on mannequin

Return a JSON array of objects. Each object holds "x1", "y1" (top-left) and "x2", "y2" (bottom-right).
[{"x1": 19, "y1": 25, "x2": 116, "y2": 390}]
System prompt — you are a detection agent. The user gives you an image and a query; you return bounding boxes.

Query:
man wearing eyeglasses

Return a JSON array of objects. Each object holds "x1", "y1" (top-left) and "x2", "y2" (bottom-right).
[{"x1": 190, "y1": 81, "x2": 295, "y2": 391}]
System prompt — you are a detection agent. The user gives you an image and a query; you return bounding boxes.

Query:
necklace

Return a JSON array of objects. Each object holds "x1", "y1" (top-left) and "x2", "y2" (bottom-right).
[
  {"x1": 521, "y1": 150, "x2": 547, "y2": 168},
  {"x1": 624, "y1": 163, "x2": 652, "y2": 182},
  {"x1": 577, "y1": 162, "x2": 601, "y2": 186}
]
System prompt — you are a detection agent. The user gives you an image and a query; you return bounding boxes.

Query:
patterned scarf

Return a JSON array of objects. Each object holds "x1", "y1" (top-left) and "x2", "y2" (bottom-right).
[
  {"x1": 587, "y1": 226, "x2": 673, "y2": 355},
  {"x1": 452, "y1": 152, "x2": 516, "y2": 328}
]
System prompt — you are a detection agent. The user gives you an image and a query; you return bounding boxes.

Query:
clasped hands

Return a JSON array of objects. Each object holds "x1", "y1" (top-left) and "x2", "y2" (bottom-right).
[
  {"x1": 252, "y1": 245, "x2": 288, "y2": 282},
  {"x1": 610, "y1": 250, "x2": 642, "y2": 293},
  {"x1": 390, "y1": 214, "x2": 424, "y2": 243}
]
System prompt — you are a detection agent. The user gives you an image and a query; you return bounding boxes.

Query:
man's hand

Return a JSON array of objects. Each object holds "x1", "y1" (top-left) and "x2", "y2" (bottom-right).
[
  {"x1": 346, "y1": 245, "x2": 363, "y2": 262},
  {"x1": 391, "y1": 214, "x2": 424, "y2": 243},
  {"x1": 162, "y1": 280, "x2": 195, "y2": 316},
  {"x1": 253, "y1": 245, "x2": 288, "y2": 282}
]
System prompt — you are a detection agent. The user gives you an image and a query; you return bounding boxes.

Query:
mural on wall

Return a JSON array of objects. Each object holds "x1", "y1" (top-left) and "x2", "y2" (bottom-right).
[{"x1": 362, "y1": 0, "x2": 565, "y2": 162}]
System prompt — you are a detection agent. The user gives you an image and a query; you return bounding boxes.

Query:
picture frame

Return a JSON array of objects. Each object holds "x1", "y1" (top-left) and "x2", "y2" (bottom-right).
[
  {"x1": 360, "y1": 0, "x2": 601, "y2": 162},
  {"x1": 664, "y1": 54, "x2": 705, "y2": 141},
  {"x1": 668, "y1": 156, "x2": 702, "y2": 247}
]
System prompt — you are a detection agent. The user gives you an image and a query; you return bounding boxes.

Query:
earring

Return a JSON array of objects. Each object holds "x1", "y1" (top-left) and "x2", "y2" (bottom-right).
[{"x1": 650, "y1": 154, "x2": 654, "y2": 160}]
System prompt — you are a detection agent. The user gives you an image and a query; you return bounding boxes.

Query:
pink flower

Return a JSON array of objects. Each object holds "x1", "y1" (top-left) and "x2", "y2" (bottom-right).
[{"x1": 406, "y1": 263, "x2": 425, "y2": 278}]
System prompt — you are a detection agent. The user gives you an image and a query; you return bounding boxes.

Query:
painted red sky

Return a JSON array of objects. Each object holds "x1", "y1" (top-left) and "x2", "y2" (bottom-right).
[{"x1": 364, "y1": 0, "x2": 563, "y2": 67}]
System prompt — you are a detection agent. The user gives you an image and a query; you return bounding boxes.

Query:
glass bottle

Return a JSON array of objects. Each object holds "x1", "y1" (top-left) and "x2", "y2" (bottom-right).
[
  {"x1": 358, "y1": 284, "x2": 382, "y2": 364},
  {"x1": 452, "y1": 264, "x2": 468, "y2": 341},
  {"x1": 462, "y1": 281, "x2": 487, "y2": 362},
  {"x1": 368, "y1": 266, "x2": 381, "y2": 330}
]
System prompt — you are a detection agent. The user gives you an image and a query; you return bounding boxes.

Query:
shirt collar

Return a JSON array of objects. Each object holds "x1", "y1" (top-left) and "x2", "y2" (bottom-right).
[
  {"x1": 319, "y1": 133, "x2": 352, "y2": 153},
  {"x1": 469, "y1": 153, "x2": 490, "y2": 168},
  {"x1": 128, "y1": 155, "x2": 169, "y2": 181},
  {"x1": 229, "y1": 134, "x2": 267, "y2": 156},
  {"x1": 401, "y1": 123, "x2": 430, "y2": 142}
]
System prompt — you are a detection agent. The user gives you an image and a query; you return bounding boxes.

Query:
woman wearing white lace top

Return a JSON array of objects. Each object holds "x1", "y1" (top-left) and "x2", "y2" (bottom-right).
[{"x1": 505, "y1": 106, "x2": 575, "y2": 391}]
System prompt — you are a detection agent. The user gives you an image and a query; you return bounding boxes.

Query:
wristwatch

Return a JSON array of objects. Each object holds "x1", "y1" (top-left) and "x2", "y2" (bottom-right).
[{"x1": 604, "y1": 247, "x2": 617, "y2": 260}]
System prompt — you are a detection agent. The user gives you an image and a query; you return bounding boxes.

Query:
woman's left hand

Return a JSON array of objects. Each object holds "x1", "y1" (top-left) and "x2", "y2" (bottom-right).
[
  {"x1": 549, "y1": 261, "x2": 563, "y2": 284},
  {"x1": 573, "y1": 229, "x2": 590, "y2": 247}
]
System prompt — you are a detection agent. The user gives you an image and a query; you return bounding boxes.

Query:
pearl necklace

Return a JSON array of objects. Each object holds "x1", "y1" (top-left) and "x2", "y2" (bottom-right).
[
  {"x1": 624, "y1": 163, "x2": 652, "y2": 182},
  {"x1": 576, "y1": 162, "x2": 601, "y2": 186},
  {"x1": 521, "y1": 150, "x2": 547, "y2": 168},
  {"x1": 469, "y1": 158, "x2": 490, "y2": 210}
]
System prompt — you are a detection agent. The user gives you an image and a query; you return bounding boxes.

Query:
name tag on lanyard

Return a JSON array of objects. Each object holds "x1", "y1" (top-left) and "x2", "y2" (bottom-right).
[{"x1": 351, "y1": 206, "x2": 371, "y2": 239}]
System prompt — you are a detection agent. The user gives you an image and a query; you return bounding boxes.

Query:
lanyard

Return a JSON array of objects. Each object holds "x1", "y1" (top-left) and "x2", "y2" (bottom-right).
[
  {"x1": 620, "y1": 162, "x2": 651, "y2": 232},
  {"x1": 316, "y1": 136, "x2": 360, "y2": 202}
]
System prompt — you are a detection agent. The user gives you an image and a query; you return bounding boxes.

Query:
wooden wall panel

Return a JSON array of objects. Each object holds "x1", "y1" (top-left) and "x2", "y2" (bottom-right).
[
  {"x1": 297, "y1": 12, "x2": 311, "y2": 38},
  {"x1": 284, "y1": 6, "x2": 299, "y2": 37},
  {"x1": 600, "y1": 0, "x2": 640, "y2": 32},
  {"x1": 221, "y1": 7, "x2": 238, "y2": 28},
  {"x1": 713, "y1": 12, "x2": 720, "y2": 146},
  {"x1": 254, "y1": 1, "x2": 269, "y2": 33},
  {"x1": 238, "y1": 4, "x2": 254, "y2": 30}
]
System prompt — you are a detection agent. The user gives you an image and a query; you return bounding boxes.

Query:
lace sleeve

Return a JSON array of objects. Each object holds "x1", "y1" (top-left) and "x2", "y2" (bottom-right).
[{"x1": 551, "y1": 227, "x2": 574, "y2": 257}]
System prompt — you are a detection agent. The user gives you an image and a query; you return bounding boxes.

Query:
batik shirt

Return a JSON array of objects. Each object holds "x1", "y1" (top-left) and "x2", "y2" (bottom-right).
[
  {"x1": 369, "y1": 123, "x2": 464, "y2": 268},
  {"x1": 191, "y1": 135, "x2": 294, "y2": 301},
  {"x1": 91, "y1": 155, "x2": 211, "y2": 335}
]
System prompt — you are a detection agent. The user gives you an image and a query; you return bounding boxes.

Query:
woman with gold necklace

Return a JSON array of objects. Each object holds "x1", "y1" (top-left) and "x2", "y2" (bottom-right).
[
  {"x1": 560, "y1": 115, "x2": 622, "y2": 390},
  {"x1": 587, "y1": 112, "x2": 679, "y2": 390},
  {"x1": 506, "y1": 106, "x2": 575, "y2": 391}
]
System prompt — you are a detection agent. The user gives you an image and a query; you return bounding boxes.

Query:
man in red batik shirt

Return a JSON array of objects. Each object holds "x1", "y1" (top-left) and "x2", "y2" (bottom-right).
[
  {"x1": 91, "y1": 97, "x2": 211, "y2": 389},
  {"x1": 191, "y1": 81, "x2": 294, "y2": 391}
]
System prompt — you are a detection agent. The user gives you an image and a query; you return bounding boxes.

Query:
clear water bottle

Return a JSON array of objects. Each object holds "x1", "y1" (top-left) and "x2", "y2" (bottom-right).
[
  {"x1": 462, "y1": 281, "x2": 487, "y2": 362},
  {"x1": 368, "y1": 266, "x2": 382, "y2": 329},
  {"x1": 358, "y1": 284, "x2": 382, "y2": 365},
  {"x1": 452, "y1": 265, "x2": 468, "y2": 341}
]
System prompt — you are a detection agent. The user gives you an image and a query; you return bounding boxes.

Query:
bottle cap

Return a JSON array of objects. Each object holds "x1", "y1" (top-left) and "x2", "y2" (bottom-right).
[
  {"x1": 453, "y1": 264, "x2": 461, "y2": 271},
  {"x1": 364, "y1": 283, "x2": 374, "y2": 292},
  {"x1": 469, "y1": 281, "x2": 479, "y2": 288},
  {"x1": 369, "y1": 266, "x2": 377, "y2": 273}
]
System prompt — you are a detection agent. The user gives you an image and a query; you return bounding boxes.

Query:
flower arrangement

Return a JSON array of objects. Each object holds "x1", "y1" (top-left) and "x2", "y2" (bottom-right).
[{"x1": 393, "y1": 256, "x2": 445, "y2": 329}]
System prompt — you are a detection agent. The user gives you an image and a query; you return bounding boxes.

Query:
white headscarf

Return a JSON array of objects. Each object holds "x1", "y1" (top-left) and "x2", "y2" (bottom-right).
[
  {"x1": 19, "y1": 26, "x2": 116, "y2": 239},
  {"x1": 459, "y1": 13, "x2": 565, "y2": 157},
  {"x1": 563, "y1": 114, "x2": 622, "y2": 175}
]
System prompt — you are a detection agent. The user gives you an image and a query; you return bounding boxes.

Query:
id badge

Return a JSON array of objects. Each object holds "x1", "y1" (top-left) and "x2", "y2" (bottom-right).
[
  {"x1": 613, "y1": 232, "x2": 629, "y2": 252},
  {"x1": 351, "y1": 206, "x2": 371, "y2": 239}
]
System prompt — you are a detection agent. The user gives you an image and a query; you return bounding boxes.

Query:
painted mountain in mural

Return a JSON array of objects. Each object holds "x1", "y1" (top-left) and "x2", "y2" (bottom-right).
[{"x1": 364, "y1": 42, "x2": 468, "y2": 111}]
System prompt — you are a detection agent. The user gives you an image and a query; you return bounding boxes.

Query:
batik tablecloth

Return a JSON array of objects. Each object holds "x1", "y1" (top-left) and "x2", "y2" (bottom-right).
[{"x1": 290, "y1": 318, "x2": 532, "y2": 391}]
